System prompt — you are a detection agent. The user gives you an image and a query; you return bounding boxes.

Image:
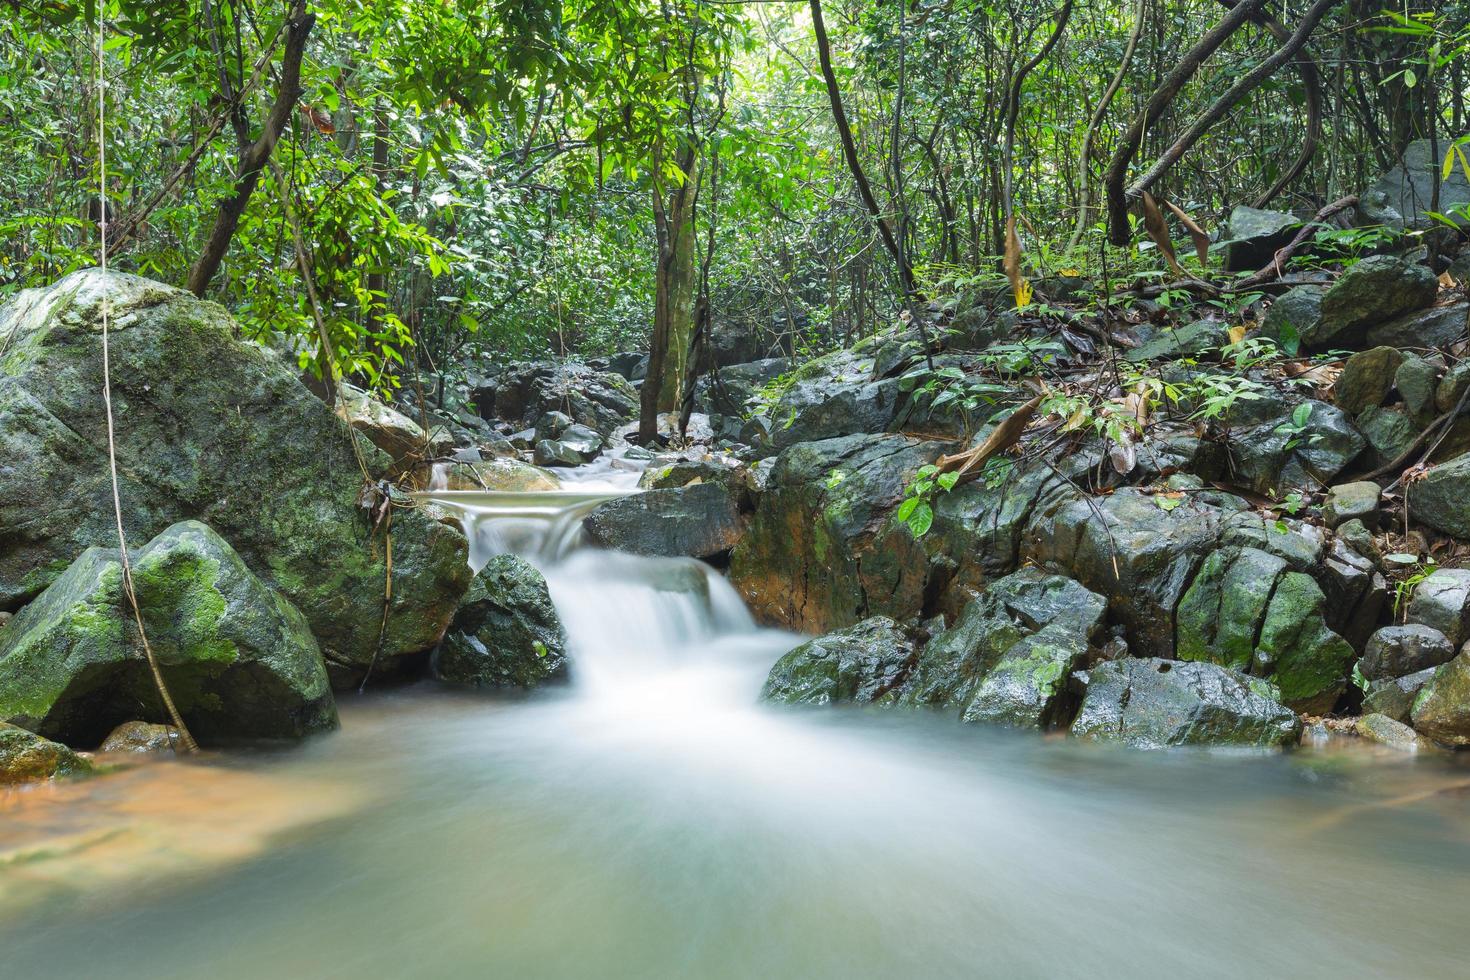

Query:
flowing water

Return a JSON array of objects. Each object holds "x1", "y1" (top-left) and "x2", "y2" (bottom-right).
[{"x1": 3, "y1": 461, "x2": 1470, "y2": 979}]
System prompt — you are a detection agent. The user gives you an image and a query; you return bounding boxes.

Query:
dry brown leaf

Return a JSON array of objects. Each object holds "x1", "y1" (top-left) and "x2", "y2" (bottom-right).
[
  {"x1": 937, "y1": 395, "x2": 1042, "y2": 481},
  {"x1": 1139, "y1": 191, "x2": 1184, "y2": 277},
  {"x1": 1004, "y1": 215, "x2": 1031, "y2": 307},
  {"x1": 1164, "y1": 199, "x2": 1210, "y2": 267},
  {"x1": 1227, "y1": 325, "x2": 1247, "y2": 345}
]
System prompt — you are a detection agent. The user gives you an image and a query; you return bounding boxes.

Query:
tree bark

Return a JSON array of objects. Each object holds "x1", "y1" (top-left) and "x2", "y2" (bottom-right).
[{"x1": 187, "y1": 2, "x2": 313, "y2": 297}]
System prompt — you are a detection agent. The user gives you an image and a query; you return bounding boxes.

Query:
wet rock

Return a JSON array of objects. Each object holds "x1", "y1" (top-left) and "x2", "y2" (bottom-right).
[
  {"x1": 730, "y1": 434, "x2": 938, "y2": 633},
  {"x1": 1176, "y1": 548, "x2": 1355, "y2": 713},
  {"x1": 1322, "y1": 481, "x2": 1381, "y2": 529},
  {"x1": 1023, "y1": 488, "x2": 1224, "y2": 659},
  {"x1": 0, "y1": 723, "x2": 91, "y2": 785},
  {"x1": 1222, "y1": 206, "x2": 1298, "y2": 272},
  {"x1": 1362, "y1": 667, "x2": 1437, "y2": 723},
  {"x1": 1356, "y1": 713, "x2": 1427, "y2": 752},
  {"x1": 639, "y1": 458, "x2": 754, "y2": 509},
  {"x1": 1259, "y1": 285, "x2": 1325, "y2": 347},
  {"x1": 1336, "y1": 519, "x2": 1380, "y2": 562},
  {"x1": 433, "y1": 555, "x2": 568, "y2": 689},
  {"x1": 0, "y1": 271, "x2": 470, "y2": 676},
  {"x1": 1409, "y1": 649, "x2": 1470, "y2": 746},
  {"x1": 534, "y1": 410, "x2": 574, "y2": 442},
  {"x1": 1360, "y1": 138, "x2": 1470, "y2": 231},
  {"x1": 98, "y1": 720, "x2": 182, "y2": 754},
  {"x1": 1123, "y1": 319, "x2": 1230, "y2": 363},
  {"x1": 0, "y1": 521, "x2": 337, "y2": 745},
  {"x1": 534, "y1": 438, "x2": 589, "y2": 468},
  {"x1": 1336, "y1": 347, "x2": 1403, "y2": 414},
  {"x1": 584, "y1": 483, "x2": 746, "y2": 560},
  {"x1": 693, "y1": 357, "x2": 790, "y2": 417},
  {"x1": 901, "y1": 569, "x2": 1105, "y2": 727},
  {"x1": 439, "y1": 458, "x2": 559, "y2": 492},
  {"x1": 479, "y1": 360, "x2": 639, "y2": 438},
  {"x1": 335, "y1": 383, "x2": 454, "y2": 465},
  {"x1": 1309, "y1": 255, "x2": 1438, "y2": 351},
  {"x1": 1366, "y1": 301, "x2": 1467, "y2": 350},
  {"x1": 1405, "y1": 567, "x2": 1470, "y2": 645},
  {"x1": 1318, "y1": 539, "x2": 1387, "y2": 649},
  {"x1": 762, "y1": 347, "x2": 902, "y2": 454},
  {"x1": 1071, "y1": 658, "x2": 1301, "y2": 749},
  {"x1": 761, "y1": 617, "x2": 919, "y2": 706},
  {"x1": 1360, "y1": 625, "x2": 1456, "y2": 680},
  {"x1": 1395, "y1": 354, "x2": 1441, "y2": 424},
  {"x1": 559, "y1": 423, "x2": 604, "y2": 457},
  {"x1": 1354, "y1": 406, "x2": 1417, "y2": 468},
  {"x1": 1435, "y1": 361, "x2": 1470, "y2": 415},
  {"x1": 1214, "y1": 397, "x2": 1364, "y2": 495}
]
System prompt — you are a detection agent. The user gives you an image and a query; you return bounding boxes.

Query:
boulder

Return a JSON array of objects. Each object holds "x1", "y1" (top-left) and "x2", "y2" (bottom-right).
[
  {"x1": 432, "y1": 555, "x2": 569, "y2": 689},
  {"x1": 1359, "y1": 624, "x2": 1456, "y2": 680},
  {"x1": 1356, "y1": 713, "x2": 1427, "y2": 753},
  {"x1": 584, "y1": 483, "x2": 746, "y2": 560},
  {"x1": 1, "y1": 723, "x2": 91, "y2": 785},
  {"x1": 1070, "y1": 658, "x2": 1301, "y2": 749},
  {"x1": 1360, "y1": 137, "x2": 1470, "y2": 231},
  {"x1": 1362, "y1": 667, "x2": 1437, "y2": 723},
  {"x1": 1123, "y1": 319, "x2": 1229, "y2": 363},
  {"x1": 1354, "y1": 406, "x2": 1417, "y2": 469},
  {"x1": 98, "y1": 720, "x2": 182, "y2": 754},
  {"x1": 335, "y1": 383, "x2": 453, "y2": 465},
  {"x1": 1176, "y1": 548, "x2": 1355, "y2": 713},
  {"x1": 0, "y1": 271, "x2": 470, "y2": 678},
  {"x1": 1395, "y1": 355, "x2": 1440, "y2": 425},
  {"x1": 1259, "y1": 285, "x2": 1325, "y2": 348},
  {"x1": 534, "y1": 438, "x2": 589, "y2": 468},
  {"x1": 1366, "y1": 301, "x2": 1467, "y2": 350},
  {"x1": 693, "y1": 357, "x2": 790, "y2": 417},
  {"x1": 1308, "y1": 255, "x2": 1438, "y2": 351},
  {"x1": 1405, "y1": 567, "x2": 1470, "y2": 645},
  {"x1": 900, "y1": 569, "x2": 1105, "y2": 728},
  {"x1": 1210, "y1": 396, "x2": 1364, "y2": 495},
  {"x1": 1335, "y1": 347, "x2": 1404, "y2": 414},
  {"x1": 437, "y1": 458, "x2": 560, "y2": 492},
  {"x1": 1322, "y1": 481, "x2": 1381, "y2": 529},
  {"x1": 639, "y1": 457, "x2": 754, "y2": 508},
  {"x1": 0, "y1": 521, "x2": 337, "y2": 745},
  {"x1": 1222, "y1": 206, "x2": 1299, "y2": 272},
  {"x1": 760, "y1": 617, "x2": 919, "y2": 706},
  {"x1": 730, "y1": 434, "x2": 938, "y2": 633},
  {"x1": 762, "y1": 347, "x2": 903, "y2": 454},
  {"x1": 1410, "y1": 649, "x2": 1470, "y2": 746}
]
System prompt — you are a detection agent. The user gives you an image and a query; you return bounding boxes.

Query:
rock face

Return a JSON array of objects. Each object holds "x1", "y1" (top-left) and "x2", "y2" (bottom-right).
[
  {"x1": 0, "y1": 723, "x2": 91, "y2": 785},
  {"x1": 0, "y1": 271, "x2": 470, "y2": 677},
  {"x1": 433, "y1": 555, "x2": 569, "y2": 689},
  {"x1": 1309, "y1": 255, "x2": 1438, "y2": 351},
  {"x1": 584, "y1": 483, "x2": 746, "y2": 560},
  {"x1": 730, "y1": 434, "x2": 938, "y2": 633},
  {"x1": 761, "y1": 617, "x2": 918, "y2": 706},
  {"x1": 335, "y1": 382, "x2": 453, "y2": 465},
  {"x1": 1071, "y1": 659, "x2": 1301, "y2": 749},
  {"x1": 477, "y1": 360, "x2": 638, "y2": 438},
  {"x1": 761, "y1": 348, "x2": 903, "y2": 454},
  {"x1": 1360, "y1": 138, "x2": 1470, "y2": 231},
  {"x1": 0, "y1": 521, "x2": 337, "y2": 745}
]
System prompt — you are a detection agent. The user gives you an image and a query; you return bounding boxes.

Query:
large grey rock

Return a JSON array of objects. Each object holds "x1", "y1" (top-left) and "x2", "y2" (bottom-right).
[
  {"x1": 1211, "y1": 397, "x2": 1364, "y2": 495},
  {"x1": 1360, "y1": 138, "x2": 1470, "y2": 231},
  {"x1": 1, "y1": 723, "x2": 91, "y2": 785},
  {"x1": 585, "y1": 483, "x2": 746, "y2": 560},
  {"x1": 0, "y1": 521, "x2": 337, "y2": 745},
  {"x1": 1366, "y1": 301, "x2": 1467, "y2": 350},
  {"x1": 476, "y1": 360, "x2": 639, "y2": 438},
  {"x1": 1259, "y1": 285, "x2": 1325, "y2": 348},
  {"x1": 1360, "y1": 625, "x2": 1456, "y2": 680},
  {"x1": 335, "y1": 382, "x2": 453, "y2": 465},
  {"x1": 1222, "y1": 206, "x2": 1299, "y2": 272},
  {"x1": 1354, "y1": 406, "x2": 1417, "y2": 469},
  {"x1": 1071, "y1": 658, "x2": 1301, "y2": 749},
  {"x1": 1395, "y1": 354, "x2": 1441, "y2": 425},
  {"x1": 1336, "y1": 347, "x2": 1404, "y2": 414},
  {"x1": 432, "y1": 555, "x2": 568, "y2": 689},
  {"x1": 1308, "y1": 255, "x2": 1438, "y2": 351},
  {"x1": 763, "y1": 347, "x2": 903, "y2": 454},
  {"x1": 693, "y1": 358, "x2": 791, "y2": 417},
  {"x1": 0, "y1": 271, "x2": 470, "y2": 678},
  {"x1": 1405, "y1": 567, "x2": 1470, "y2": 645},
  {"x1": 1124, "y1": 319, "x2": 1229, "y2": 363},
  {"x1": 1410, "y1": 649, "x2": 1470, "y2": 746},
  {"x1": 1322, "y1": 482, "x2": 1381, "y2": 529},
  {"x1": 761, "y1": 617, "x2": 919, "y2": 706},
  {"x1": 1362, "y1": 667, "x2": 1437, "y2": 723}
]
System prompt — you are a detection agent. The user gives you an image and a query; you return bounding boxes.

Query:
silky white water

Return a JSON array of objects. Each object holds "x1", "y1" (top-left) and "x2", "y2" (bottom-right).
[{"x1": 3, "y1": 476, "x2": 1470, "y2": 978}]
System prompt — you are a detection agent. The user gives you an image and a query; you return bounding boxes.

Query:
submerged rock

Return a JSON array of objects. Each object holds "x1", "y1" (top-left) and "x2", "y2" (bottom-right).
[
  {"x1": 0, "y1": 723, "x2": 91, "y2": 785},
  {"x1": 0, "y1": 271, "x2": 470, "y2": 678},
  {"x1": 1070, "y1": 658, "x2": 1301, "y2": 749},
  {"x1": 0, "y1": 521, "x2": 337, "y2": 745},
  {"x1": 98, "y1": 720, "x2": 182, "y2": 755},
  {"x1": 584, "y1": 483, "x2": 746, "y2": 560},
  {"x1": 760, "y1": 617, "x2": 918, "y2": 706},
  {"x1": 433, "y1": 555, "x2": 569, "y2": 689}
]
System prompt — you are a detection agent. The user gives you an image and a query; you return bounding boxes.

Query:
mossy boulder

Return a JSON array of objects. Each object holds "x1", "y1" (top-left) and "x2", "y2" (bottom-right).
[
  {"x1": 1309, "y1": 255, "x2": 1438, "y2": 351},
  {"x1": 1410, "y1": 650, "x2": 1470, "y2": 746},
  {"x1": 432, "y1": 555, "x2": 569, "y2": 689},
  {"x1": 1176, "y1": 548, "x2": 1355, "y2": 713},
  {"x1": 761, "y1": 347, "x2": 904, "y2": 454},
  {"x1": 0, "y1": 723, "x2": 91, "y2": 785},
  {"x1": 0, "y1": 521, "x2": 336, "y2": 745},
  {"x1": 1335, "y1": 346, "x2": 1403, "y2": 415},
  {"x1": 1071, "y1": 658, "x2": 1301, "y2": 749},
  {"x1": 1408, "y1": 454, "x2": 1470, "y2": 540},
  {"x1": 0, "y1": 271, "x2": 469, "y2": 680},
  {"x1": 1259, "y1": 285, "x2": 1325, "y2": 347},
  {"x1": 760, "y1": 617, "x2": 919, "y2": 706},
  {"x1": 1222, "y1": 206, "x2": 1298, "y2": 272}
]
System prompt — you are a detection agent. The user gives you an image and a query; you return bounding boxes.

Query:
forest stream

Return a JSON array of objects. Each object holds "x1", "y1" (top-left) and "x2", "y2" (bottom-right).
[{"x1": 2, "y1": 456, "x2": 1469, "y2": 979}]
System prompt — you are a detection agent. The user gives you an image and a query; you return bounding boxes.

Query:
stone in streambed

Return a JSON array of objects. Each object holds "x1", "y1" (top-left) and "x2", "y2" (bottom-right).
[
  {"x1": 761, "y1": 617, "x2": 919, "y2": 706},
  {"x1": 0, "y1": 723, "x2": 91, "y2": 785},
  {"x1": 433, "y1": 555, "x2": 568, "y2": 690},
  {"x1": 1356, "y1": 713, "x2": 1429, "y2": 753},
  {"x1": 1359, "y1": 625, "x2": 1456, "y2": 681},
  {"x1": 584, "y1": 483, "x2": 745, "y2": 560},
  {"x1": 1362, "y1": 667, "x2": 1437, "y2": 723},
  {"x1": 0, "y1": 271, "x2": 469, "y2": 678},
  {"x1": 1070, "y1": 658, "x2": 1301, "y2": 750},
  {"x1": 98, "y1": 720, "x2": 182, "y2": 755},
  {"x1": 0, "y1": 521, "x2": 336, "y2": 746},
  {"x1": 1409, "y1": 649, "x2": 1470, "y2": 746}
]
